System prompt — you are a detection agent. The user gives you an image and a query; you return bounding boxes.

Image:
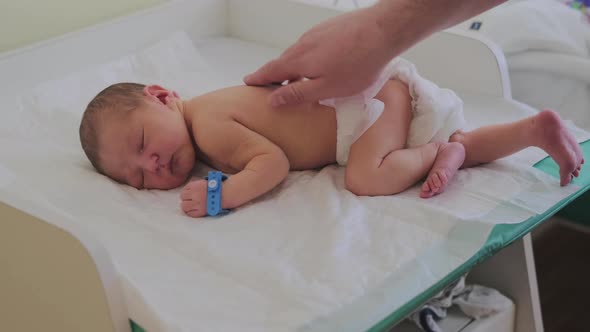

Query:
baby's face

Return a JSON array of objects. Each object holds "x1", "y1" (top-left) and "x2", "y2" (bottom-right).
[{"x1": 99, "y1": 96, "x2": 195, "y2": 190}]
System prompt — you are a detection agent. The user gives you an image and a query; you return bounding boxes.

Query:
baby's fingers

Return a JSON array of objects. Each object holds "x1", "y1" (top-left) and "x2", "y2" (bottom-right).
[
  {"x1": 180, "y1": 188, "x2": 194, "y2": 200},
  {"x1": 186, "y1": 209, "x2": 205, "y2": 218},
  {"x1": 181, "y1": 200, "x2": 195, "y2": 212},
  {"x1": 181, "y1": 180, "x2": 202, "y2": 193},
  {"x1": 181, "y1": 201, "x2": 206, "y2": 218}
]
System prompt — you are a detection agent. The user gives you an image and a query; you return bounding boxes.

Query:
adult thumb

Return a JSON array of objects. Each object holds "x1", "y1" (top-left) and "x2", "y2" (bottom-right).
[
  {"x1": 269, "y1": 79, "x2": 327, "y2": 107},
  {"x1": 244, "y1": 59, "x2": 291, "y2": 86}
]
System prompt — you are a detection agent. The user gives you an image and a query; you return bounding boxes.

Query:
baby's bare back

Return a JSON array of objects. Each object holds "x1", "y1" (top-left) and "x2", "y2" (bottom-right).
[{"x1": 188, "y1": 86, "x2": 337, "y2": 170}]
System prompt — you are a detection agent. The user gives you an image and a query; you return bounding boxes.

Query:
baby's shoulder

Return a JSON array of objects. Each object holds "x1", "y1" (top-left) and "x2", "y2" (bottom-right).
[
  {"x1": 190, "y1": 109, "x2": 235, "y2": 140},
  {"x1": 190, "y1": 113, "x2": 242, "y2": 170}
]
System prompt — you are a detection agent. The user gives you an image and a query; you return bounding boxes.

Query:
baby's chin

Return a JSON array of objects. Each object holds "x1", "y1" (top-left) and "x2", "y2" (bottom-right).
[
  {"x1": 153, "y1": 169, "x2": 192, "y2": 190},
  {"x1": 145, "y1": 176, "x2": 187, "y2": 190},
  {"x1": 170, "y1": 159, "x2": 196, "y2": 189},
  {"x1": 169, "y1": 172, "x2": 192, "y2": 189},
  {"x1": 171, "y1": 158, "x2": 195, "y2": 188}
]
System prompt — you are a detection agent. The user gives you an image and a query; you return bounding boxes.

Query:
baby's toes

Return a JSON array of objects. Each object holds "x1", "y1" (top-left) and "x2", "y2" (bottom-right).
[
  {"x1": 574, "y1": 140, "x2": 583, "y2": 159},
  {"x1": 560, "y1": 174, "x2": 572, "y2": 186},
  {"x1": 430, "y1": 173, "x2": 442, "y2": 192},
  {"x1": 437, "y1": 171, "x2": 448, "y2": 186},
  {"x1": 562, "y1": 172, "x2": 576, "y2": 186},
  {"x1": 420, "y1": 182, "x2": 433, "y2": 198},
  {"x1": 559, "y1": 157, "x2": 578, "y2": 186}
]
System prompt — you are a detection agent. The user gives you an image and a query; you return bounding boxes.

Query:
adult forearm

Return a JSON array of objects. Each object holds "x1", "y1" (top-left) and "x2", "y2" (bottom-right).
[{"x1": 374, "y1": 0, "x2": 507, "y2": 57}]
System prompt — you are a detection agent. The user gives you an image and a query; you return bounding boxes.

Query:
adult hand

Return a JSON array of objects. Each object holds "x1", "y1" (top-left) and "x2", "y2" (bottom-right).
[
  {"x1": 244, "y1": 6, "x2": 392, "y2": 107},
  {"x1": 244, "y1": 0, "x2": 507, "y2": 107}
]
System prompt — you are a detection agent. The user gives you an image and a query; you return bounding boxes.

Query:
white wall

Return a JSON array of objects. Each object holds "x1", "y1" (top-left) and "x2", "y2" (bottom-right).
[{"x1": 0, "y1": 0, "x2": 166, "y2": 53}]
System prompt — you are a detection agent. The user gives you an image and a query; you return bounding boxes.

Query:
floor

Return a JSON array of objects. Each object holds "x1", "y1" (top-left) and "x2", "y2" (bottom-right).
[{"x1": 533, "y1": 220, "x2": 590, "y2": 332}]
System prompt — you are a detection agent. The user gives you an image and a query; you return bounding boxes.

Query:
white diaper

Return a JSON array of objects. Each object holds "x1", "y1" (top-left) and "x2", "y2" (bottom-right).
[{"x1": 320, "y1": 58, "x2": 466, "y2": 166}]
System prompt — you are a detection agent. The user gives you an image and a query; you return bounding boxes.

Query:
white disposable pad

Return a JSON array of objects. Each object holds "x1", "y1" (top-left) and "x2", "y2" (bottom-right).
[{"x1": 0, "y1": 32, "x2": 586, "y2": 332}]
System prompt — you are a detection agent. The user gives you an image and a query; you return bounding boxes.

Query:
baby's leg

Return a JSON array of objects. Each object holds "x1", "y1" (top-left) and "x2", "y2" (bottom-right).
[
  {"x1": 450, "y1": 110, "x2": 584, "y2": 186},
  {"x1": 345, "y1": 80, "x2": 464, "y2": 196}
]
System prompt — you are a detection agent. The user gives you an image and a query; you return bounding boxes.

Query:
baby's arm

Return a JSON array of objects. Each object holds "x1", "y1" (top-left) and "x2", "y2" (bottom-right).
[{"x1": 181, "y1": 120, "x2": 289, "y2": 218}]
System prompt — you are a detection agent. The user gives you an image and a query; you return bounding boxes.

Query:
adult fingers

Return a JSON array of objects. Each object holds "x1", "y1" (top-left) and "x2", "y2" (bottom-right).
[
  {"x1": 243, "y1": 59, "x2": 296, "y2": 86},
  {"x1": 269, "y1": 78, "x2": 328, "y2": 107}
]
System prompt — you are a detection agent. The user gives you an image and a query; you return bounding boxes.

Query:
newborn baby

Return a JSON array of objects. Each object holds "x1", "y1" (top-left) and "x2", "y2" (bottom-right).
[{"x1": 79, "y1": 59, "x2": 583, "y2": 217}]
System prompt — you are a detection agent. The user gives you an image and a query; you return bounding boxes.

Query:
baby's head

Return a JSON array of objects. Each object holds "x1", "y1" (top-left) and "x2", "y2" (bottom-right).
[{"x1": 80, "y1": 83, "x2": 195, "y2": 190}]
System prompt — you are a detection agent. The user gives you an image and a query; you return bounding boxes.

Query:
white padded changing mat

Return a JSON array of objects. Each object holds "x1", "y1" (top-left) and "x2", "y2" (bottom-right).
[{"x1": 0, "y1": 33, "x2": 586, "y2": 332}]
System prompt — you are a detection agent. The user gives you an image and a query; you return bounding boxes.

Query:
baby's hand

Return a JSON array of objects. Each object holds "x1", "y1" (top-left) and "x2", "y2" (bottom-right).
[{"x1": 180, "y1": 179, "x2": 209, "y2": 218}]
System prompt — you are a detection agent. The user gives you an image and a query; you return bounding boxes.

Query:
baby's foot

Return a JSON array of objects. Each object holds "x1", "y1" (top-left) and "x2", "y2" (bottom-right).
[
  {"x1": 420, "y1": 142, "x2": 466, "y2": 198},
  {"x1": 534, "y1": 110, "x2": 584, "y2": 186}
]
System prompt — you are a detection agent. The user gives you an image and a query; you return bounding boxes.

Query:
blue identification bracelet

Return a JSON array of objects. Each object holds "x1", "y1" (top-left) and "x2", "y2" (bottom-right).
[{"x1": 205, "y1": 171, "x2": 229, "y2": 217}]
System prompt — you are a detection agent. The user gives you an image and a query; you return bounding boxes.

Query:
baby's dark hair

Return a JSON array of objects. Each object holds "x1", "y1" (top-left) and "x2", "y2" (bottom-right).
[{"x1": 79, "y1": 82, "x2": 146, "y2": 173}]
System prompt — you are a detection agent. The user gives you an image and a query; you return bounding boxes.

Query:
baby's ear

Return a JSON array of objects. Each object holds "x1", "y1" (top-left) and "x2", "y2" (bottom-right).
[{"x1": 144, "y1": 85, "x2": 173, "y2": 105}]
